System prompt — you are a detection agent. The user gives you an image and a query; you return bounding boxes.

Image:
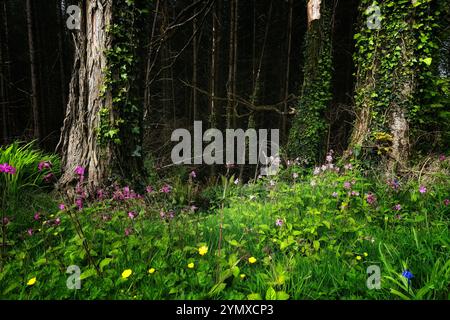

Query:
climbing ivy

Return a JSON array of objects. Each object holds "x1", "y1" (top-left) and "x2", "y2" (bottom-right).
[
  {"x1": 352, "y1": 0, "x2": 447, "y2": 155},
  {"x1": 287, "y1": 0, "x2": 333, "y2": 164},
  {"x1": 99, "y1": 0, "x2": 144, "y2": 159}
]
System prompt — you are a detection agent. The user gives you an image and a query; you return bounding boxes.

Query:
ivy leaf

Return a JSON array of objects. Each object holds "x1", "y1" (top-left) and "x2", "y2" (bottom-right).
[{"x1": 421, "y1": 57, "x2": 432, "y2": 66}]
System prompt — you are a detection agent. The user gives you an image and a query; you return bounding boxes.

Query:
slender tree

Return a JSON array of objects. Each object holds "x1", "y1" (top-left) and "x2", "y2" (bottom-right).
[
  {"x1": 0, "y1": 0, "x2": 9, "y2": 144},
  {"x1": 26, "y1": 0, "x2": 40, "y2": 140},
  {"x1": 282, "y1": 0, "x2": 293, "y2": 142},
  {"x1": 192, "y1": 3, "x2": 198, "y2": 121}
]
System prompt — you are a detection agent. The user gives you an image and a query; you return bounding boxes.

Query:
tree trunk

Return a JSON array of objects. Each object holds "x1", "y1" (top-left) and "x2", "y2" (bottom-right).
[
  {"x1": 26, "y1": 0, "x2": 40, "y2": 140},
  {"x1": 282, "y1": 0, "x2": 293, "y2": 142},
  {"x1": 192, "y1": 4, "x2": 198, "y2": 121},
  {"x1": 0, "y1": 0, "x2": 9, "y2": 144},
  {"x1": 347, "y1": 2, "x2": 416, "y2": 174},
  {"x1": 56, "y1": 0, "x2": 67, "y2": 113},
  {"x1": 226, "y1": 0, "x2": 236, "y2": 129},
  {"x1": 57, "y1": 0, "x2": 114, "y2": 193},
  {"x1": 143, "y1": 0, "x2": 160, "y2": 121},
  {"x1": 232, "y1": 0, "x2": 238, "y2": 129},
  {"x1": 287, "y1": 0, "x2": 333, "y2": 163}
]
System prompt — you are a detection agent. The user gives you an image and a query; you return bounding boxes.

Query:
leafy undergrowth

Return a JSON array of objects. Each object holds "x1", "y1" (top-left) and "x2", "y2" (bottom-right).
[{"x1": 0, "y1": 153, "x2": 449, "y2": 300}]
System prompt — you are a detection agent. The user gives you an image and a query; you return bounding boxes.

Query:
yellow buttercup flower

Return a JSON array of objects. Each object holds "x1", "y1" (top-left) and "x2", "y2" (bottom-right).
[
  {"x1": 198, "y1": 245, "x2": 208, "y2": 256},
  {"x1": 121, "y1": 269, "x2": 132, "y2": 279},
  {"x1": 188, "y1": 262, "x2": 195, "y2": 269},
  {"x1": 27, "y1": 277, "x2": 37, "y2": 286},
  {"x1": 148, "y1": 268, "x2": 156, "y2": 274},
  {"x1": 248, "y1": 257, "x2": 257, "y2": 264},
  {"x1": 356, "y1": 255, "x2": 362, "y2": 261},
  {"x1": 363, "y1": 252, "x2": 368, "y2": 257},
  {"x1": 240, "y1": 274, "x2": 246, "y2": 279}
]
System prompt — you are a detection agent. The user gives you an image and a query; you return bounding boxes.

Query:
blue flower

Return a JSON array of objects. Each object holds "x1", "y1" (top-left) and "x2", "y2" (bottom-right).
[{"x1": 402, "y1": 270, "x2": 414, "y2": 283}]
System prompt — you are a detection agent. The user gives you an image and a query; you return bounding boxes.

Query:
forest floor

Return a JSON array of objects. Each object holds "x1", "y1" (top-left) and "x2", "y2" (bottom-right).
[{"x1": 0, "y1": 143, "x2": 449, "y2": 299}]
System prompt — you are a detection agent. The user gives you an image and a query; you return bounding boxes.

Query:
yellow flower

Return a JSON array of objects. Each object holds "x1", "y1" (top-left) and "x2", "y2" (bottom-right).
[
  {"x1": 148, "y1": 268, "x2": 156, "y2": 274},
  {"x1": 240, "y1": 274, "x2": 246, "y2": 279},
  {"x1": 356, "y1": 255, "x2": 362, "y2": 261},
  {"x1": 121, "y1": 269, "x2": 132, "y2": 279},
  {"x1": 363, "y1": 252, "x2": 368, "y2": 257},
  {"x1": 198, "y1": 245, "x2": 208, "y2": 256},
  {"x1": 188, "y1": 262, "x2": 195, "y2": 269},
  {"x1": 248, "y1": 257, "x2": 257, "y2": 264},
  {"x1": 27, "y1": 277, "x2": 37, "y2": 286}
]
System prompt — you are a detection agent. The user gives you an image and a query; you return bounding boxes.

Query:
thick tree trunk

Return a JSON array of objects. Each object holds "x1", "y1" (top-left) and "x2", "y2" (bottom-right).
[
  {"x1": 57, "y1": 0, "x2": 114, "y2": 193},
  {"x1": 26, "y1": 0, "x2": 40, "y2": 140},
  {"x1": 348, "y1": 3, "x2": 415, "y2": 174},
  {"x1": 287, "y1": 0, "x2": 333, "y2": 162}
]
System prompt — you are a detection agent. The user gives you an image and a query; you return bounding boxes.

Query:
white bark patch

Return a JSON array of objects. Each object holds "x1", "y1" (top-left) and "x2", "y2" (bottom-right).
[{"x1": 307, "y1": 0, "x2": 321, "y2": 26}]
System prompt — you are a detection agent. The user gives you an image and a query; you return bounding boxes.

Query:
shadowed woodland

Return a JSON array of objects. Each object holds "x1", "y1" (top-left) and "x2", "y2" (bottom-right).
[{"x1": 0, "y1": 0, "x2": 449, "y2": 300}]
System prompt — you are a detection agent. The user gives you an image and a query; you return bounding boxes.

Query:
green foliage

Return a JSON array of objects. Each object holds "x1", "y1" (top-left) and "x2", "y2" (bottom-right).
[
  {"x1": 353, "y1": 0, "x2": 448, "y2": 153},
  {"x1": 1, "y1": 152, "x2": 449, "y2": 299},
  {"x1": 98, "y1": 0, "x2": 143, "y2": 156},
  {"x1": 0, "y1": 141, "x2": 60, "y2": 202},
  {"x1": 288, "y1": 1, "x2": 333, "y2": 164}
]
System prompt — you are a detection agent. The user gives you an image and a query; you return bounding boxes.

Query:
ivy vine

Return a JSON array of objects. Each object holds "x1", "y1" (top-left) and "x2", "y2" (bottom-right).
[{"x1": 288, "y1": 0, "x2": 333, "y2": 164}]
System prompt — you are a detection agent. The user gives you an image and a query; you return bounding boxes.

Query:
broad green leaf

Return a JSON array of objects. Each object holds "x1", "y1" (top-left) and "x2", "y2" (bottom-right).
[{"x1": 266, "y1": 287, "x2": 277, "y2": 300}]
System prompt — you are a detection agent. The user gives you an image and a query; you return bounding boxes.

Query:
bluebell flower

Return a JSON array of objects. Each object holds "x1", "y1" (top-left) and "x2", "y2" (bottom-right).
[{"x1": 402, "y1": 270, "x2": 414, "y2": 284}]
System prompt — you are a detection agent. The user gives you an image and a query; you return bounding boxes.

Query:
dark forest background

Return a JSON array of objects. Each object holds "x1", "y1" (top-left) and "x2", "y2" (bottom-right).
[
  {"x1": 0, "y1": 0, "x2": 449, "y2": 182},
  {"x1": 0, "y1": 0, "x2": 359, "y2": 155}
]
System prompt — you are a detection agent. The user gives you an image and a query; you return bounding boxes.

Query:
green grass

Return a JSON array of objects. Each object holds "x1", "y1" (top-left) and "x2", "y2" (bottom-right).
[{"x1": 0, "y1": 154, "x2": 449, "y2": 300}]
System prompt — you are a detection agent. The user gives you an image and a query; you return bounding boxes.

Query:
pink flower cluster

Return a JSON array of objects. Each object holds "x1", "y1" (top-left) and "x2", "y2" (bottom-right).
[
  {"x1": 38, "y1": 161, "x2": 52, "y2": 171},
  {"x1": 37, "y1": 161, "x2": 56, "y2": 183},
  {"x1": 160, "y1": 210, "x2": 175, "y2": 220},
  {"x1": 74, "y1": 166, "x2": 86, "y2": 210},
  {"x1": 366, "y1": 193, "x2": 377, "y2": 205},
  {"x1": 160, "y1": 184, "x2": 172, "y2": 194},
  {"x1": 113, "y1": 186, "x2": 142, "y2": 201},
  {"x1": 313, "y1": 151, "x2": 341, "y2": 175},
  {"x1": 387, "y1": 179, "x2": 400, "y2": 191},
  {"x1": 0, "y1": 163, "x2": 16, "y2": 174}
]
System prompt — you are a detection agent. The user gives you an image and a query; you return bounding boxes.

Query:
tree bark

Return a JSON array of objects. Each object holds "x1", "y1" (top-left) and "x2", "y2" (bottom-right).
[
  {"x1": 143, "y1": 0, "x2": 160, "y2": 121},
  {"x1": 192, "y1": 4, "x2": 198, "y2": 121},
  {"x1": 56, "y1": 0, "x2": 67, "y2": 113},
  {"x1": 347, "y1": 3, "x2": 415, "y2": 174},
  {"x1": 0, "y1": 0, "x2": 9, "y2": 144},
  {"x1": 282, "y1": 0, "x2": 293, "y2": 142},
  {"x1": 226, "y1": 0, "x2": 236, "y2": 129},
  {"x1": 57, "y1": 0, "x2": 114, "y2": 193},
  {"x1": 232, "y1": 0, "x2": 238, "y2": 129},
  {"x1": 287, "y1": 0, "x2": 333, "y2": 162},
  {"x1": 26, "y1": 0, "x2": 40, "y2": 140}
]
